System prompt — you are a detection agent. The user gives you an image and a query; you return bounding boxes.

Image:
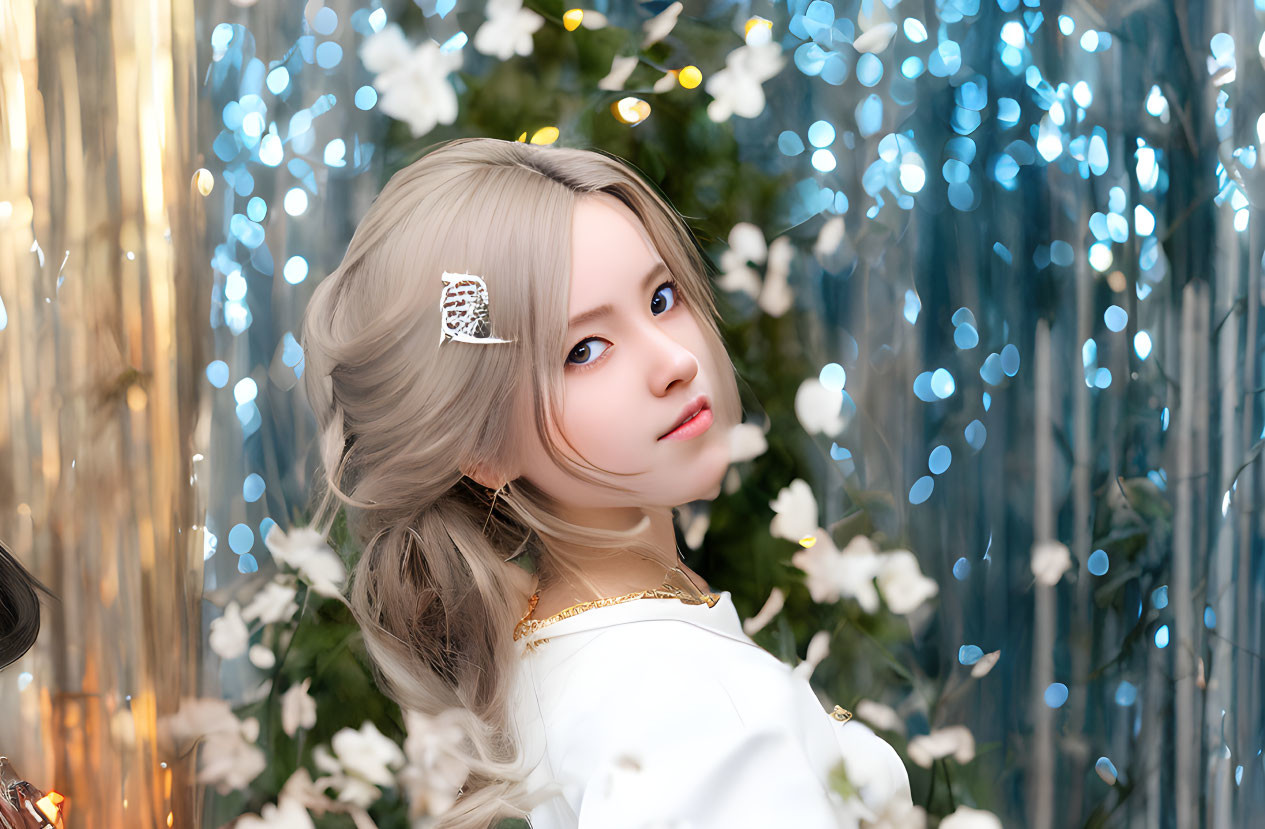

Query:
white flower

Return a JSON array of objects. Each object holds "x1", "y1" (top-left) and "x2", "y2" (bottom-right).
[
  {"x1": 598, "y1": 54, "x2": 638, "y2": 91},
  {"x1": 165, "y1": 702, "x2": 266, "y2": 795},
  {"x1": 852, "y1": 21, "x2": 898, "y2": 53},
  {"x1": 578, "y1": 10, "x2": 608, "y2": 30},
  {"x1": 728, "y1": 421, "x2": 768, "y2": 464},
  {"x1": 642, "y1": 1, "x2": 682, "y2": 48},
  {"x1": 795, "y1": 377, "x2": 848, "y2": 437},
  {"x1": 757, "y1": 235, "x2": 794, "y2": 317},
  {"x1": 282, "y1": 678, "x2": 318, "y2": 737},
  {"x1": 473, "y1": 0, "x2": 545, "y2": 61},
  {"x1": 907, "y1": 725, "x2": 976, "y2": 768},
  {"x1": 939, "y1": 804, "x2": 1003, "y2": 829},
  {"x1": 1031, "y1": 540, "x2": 1072, "y2": 586},
  {"x1": 399, "y1": 708, "x2": 471, "y2": 816},
  {"x1": 867, "y1": 800, "x2": 928, "y2": 829},
  {"x1": 741, "y1": 586, "x2": 785, "y2": 636},
  {"x1": 164, "y1": 698, "x2": 240, "y2": 745},
  {"x1": 333, "y1": 721, "x2": 406, "y2": 786},
  {"x1": 653, "y1": 71, "x2": 678, "y2": 93},
  {"x1": 876, "y1": 550, "x2": 939, "y2": 615},
  {"x1": 792, "y1": 533, "x2": 884, "y2": 611},
  {"x1": 311, "y1": 721, "x2": 407, "y2": 807},
  {"x1": 200, "y1": 724, "x2": 267, "y2": 793},
  {"x1": 727, "y1": 221, "x2": 769, "y2": 264},
  {"x1": 704, "y1": 41, "x2": 785, "y2": 121},
  {"x1": 814, "y1": 215, "x2": 846, "y2": 259},
  {"x1": 278, "y1": 768, "x2": 338, "y2": 812},
  {"x1": 360, "y1": 26, "x2": 462, "y2": 139},
  {"x1": 313, "y1": 746, "x2": 367, "y2": 808},
  {"x1": 769, "y1": 478, "x2": 818, "y2": 543},
  {"x1": 970, "y1": 649, "x2": 1001, "y2": 678},
  {"x1": 791, "y1": 629, "x2": 831, "y2": 682},
  {"x1": 266, "y1": 525, "x2": 347, "y2": 599},
  {"x1": 855, "y1": 699, "x2": 904, "y2": 735},
  {"x1": 683, "y1": 506, "x2": 713, "y2": 551},
  {"x1": 248, "y1": 644, "x2": 277, "y2": 669},
  {"x1": 235, "y1": 797, "x2": 315, "y2": 829},
  {"x1": 715, "y1": 260, "x2": 762, "y2": 299},
  {"x1": 359, "y1": 22, "x2": 412, "y2": 74},
  {"x1": 716, "y1": 222, "x2": 767, "y2": 299},
  {"x1": 242, "y1": 580, "x2": 300, "y2": 625},
  {"x1": 715, "y1": 223, "x2": 795, "y2": 314},
  {"x1": 209, "y1": 601, "x2": 250, "y2": 660}
]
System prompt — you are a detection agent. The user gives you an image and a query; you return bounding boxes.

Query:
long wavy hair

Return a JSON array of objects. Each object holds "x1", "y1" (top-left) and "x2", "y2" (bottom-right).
[
  {"x1": 299, "y1": 136, "x2": 742, "y2": 827},
  {"x1": 0, "y1": 539, "x2": 56, "y2": 672}
]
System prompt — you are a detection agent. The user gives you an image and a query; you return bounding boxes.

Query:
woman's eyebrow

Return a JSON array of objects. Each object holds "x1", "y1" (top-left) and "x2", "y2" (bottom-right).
[{"x1": 567, "y1": 261, "x2": 668, "y2": 329}]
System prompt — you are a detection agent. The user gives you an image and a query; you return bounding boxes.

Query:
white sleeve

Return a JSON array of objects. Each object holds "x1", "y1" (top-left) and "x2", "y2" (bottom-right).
[
  {"x1": 833, "y1": 720, "x2": 914, "y2": 821},
  {"x1": 552, "y1": 671, "x2": 857, "y2": 829}
]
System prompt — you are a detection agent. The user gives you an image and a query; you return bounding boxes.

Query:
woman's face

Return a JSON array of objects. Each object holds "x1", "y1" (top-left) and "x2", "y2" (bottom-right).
[{"x1": 511, "y1": 193, "x2": 732, "y2": 514}]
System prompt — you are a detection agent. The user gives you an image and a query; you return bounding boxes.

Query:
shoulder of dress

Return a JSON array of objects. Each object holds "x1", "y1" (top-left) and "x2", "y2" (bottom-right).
[
  {"x1": 545, "y1": 615, "x2": 744, "y2": 661},
  {"x1": 539, "y1": 627, "x2": 795, "y2": 722}
]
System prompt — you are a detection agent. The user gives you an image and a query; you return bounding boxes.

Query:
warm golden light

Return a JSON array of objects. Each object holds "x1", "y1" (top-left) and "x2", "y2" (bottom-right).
[
  {"x1": 36, "y1": 791, "x2": 64, "y2": 823},
  {"x1": 530, "y1": 126, "x2": 560, "y2": 144},
  {"x1": 677, "y1": 65, "x2": 702, "y2": 88},
  {"x1": 126, "y1": 384, "x2": 149, "y2": 411},
  {"x1": 192, "y1": 167, "x2": 214, "y2": 196},
  {"x1": 611, "y1": 96, "x2": 651, "y2": 125},
  {"x1": 0, "y1": 0, "x2": 204, "y2": 825}
]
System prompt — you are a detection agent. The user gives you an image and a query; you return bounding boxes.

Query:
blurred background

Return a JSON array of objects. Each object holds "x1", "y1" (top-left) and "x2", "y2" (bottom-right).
[{"x1": 1, "y1": 0, "x2": 1262, "y2": 826}]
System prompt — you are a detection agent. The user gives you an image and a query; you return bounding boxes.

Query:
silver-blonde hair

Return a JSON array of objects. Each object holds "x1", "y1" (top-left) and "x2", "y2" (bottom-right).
[{"x1": 299, "y1": 136, "x2": 742, "y2": 827}]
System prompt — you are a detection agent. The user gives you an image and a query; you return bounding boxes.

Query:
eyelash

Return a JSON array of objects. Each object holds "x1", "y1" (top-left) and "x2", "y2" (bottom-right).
[{"x1": 566, "y1": 280, "x2": 681, "y2": 372}]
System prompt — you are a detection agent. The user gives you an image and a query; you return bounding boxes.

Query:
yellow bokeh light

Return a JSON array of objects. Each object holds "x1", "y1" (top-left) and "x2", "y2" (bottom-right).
[
  {"x1": 677, "y1": 65, "x2": 702, "y2": 88},
  {"x1": 744, "y1": 16, "x2": 773, "y2": 43},
  {"x1": 611, "y1": 97, "x2": 651, "y2": 125},
  {"x1": 563, "y1": 9, "x2": 584, "y2": 31},
  {"x1": 127, "y1": 384, "x2": 148, "y2": 412},
  {"x1": 193, "y1": 168, "x2": 214, "y2": 196},
  {"x1": 530, "y1": 126, "x2": 560, "y2": 145}
]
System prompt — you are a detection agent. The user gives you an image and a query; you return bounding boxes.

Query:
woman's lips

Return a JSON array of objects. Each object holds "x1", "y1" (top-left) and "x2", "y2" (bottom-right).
[{"x1": 659, "y1": 405, "x2": 713, "y2": 440}]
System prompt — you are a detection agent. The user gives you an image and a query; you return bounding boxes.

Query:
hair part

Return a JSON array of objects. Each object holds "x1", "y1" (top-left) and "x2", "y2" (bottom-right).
[{"x1": 299, "y1": 137, "x2": 742, "y2": 826}]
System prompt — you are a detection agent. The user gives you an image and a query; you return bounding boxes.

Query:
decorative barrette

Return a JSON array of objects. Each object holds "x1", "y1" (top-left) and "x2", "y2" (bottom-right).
[{"x1": 438, "y1": 271, "x2": 515, "y2": 346}]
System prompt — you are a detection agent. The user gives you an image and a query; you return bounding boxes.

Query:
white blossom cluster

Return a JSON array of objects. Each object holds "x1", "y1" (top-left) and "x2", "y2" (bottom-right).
[{"x1": 175, "y1": 525, "x2": 473, "y2": 826}]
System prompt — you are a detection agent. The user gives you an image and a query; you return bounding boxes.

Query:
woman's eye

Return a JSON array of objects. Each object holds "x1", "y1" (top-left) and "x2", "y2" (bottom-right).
[
  {"x1": 566, "y1": 280, "x2": 680, "y2": 370},
  {"x1": 650, "y1": 280, "x2": 678, "y2": 315},
  {"x1": 567, "y1": 338, "x2": 609, "y2": 368}
]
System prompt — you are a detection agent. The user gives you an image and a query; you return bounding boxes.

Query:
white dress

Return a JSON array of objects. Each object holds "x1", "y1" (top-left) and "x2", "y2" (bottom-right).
[{"x1": 507, "y1": 587, "x2": 914, "y2": 828}]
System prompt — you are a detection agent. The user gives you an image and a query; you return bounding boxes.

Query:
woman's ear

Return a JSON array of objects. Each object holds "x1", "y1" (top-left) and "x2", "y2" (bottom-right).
[{"x1": 461, "y1": 463, "x2": 511, "y2": 491}]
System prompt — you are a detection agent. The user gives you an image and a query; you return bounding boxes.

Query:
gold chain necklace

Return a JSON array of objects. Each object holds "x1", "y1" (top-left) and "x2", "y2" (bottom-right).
[{"x1": 513, "y1": 580, "x2": 721, "y2": 642}]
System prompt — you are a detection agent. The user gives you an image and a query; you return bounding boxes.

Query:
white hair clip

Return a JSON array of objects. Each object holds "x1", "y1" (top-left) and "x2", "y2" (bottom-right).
[{"x1": 438, "y1": 271, "x2": 516, "y2": 346}]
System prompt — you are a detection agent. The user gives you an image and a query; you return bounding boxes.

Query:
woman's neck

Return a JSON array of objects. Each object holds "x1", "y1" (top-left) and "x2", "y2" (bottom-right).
[{"x1": 529, "y1": 505, "x2": 711, "y2": 615}]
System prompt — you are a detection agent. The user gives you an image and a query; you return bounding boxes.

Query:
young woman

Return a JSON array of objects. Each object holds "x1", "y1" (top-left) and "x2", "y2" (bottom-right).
[
  {"x1": 1, "y1": 539, "x2": 58, "y2": 828},
  {"x1": 300, "y1": 137, "x2": 912, "y2": 828}
]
